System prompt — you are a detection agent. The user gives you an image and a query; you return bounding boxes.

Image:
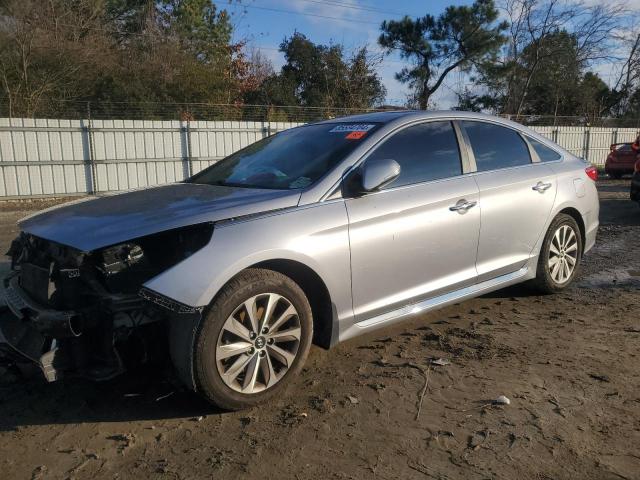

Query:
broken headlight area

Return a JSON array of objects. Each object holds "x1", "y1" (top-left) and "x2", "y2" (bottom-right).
[{"x1": 1, "y1": 223, "x2": 213, "y2": 382}]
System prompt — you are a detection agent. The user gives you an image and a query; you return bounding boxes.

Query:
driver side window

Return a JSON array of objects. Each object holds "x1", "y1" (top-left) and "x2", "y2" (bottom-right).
[{"x1": 366, "y1": 121, "x2": 463, "y2": 189}]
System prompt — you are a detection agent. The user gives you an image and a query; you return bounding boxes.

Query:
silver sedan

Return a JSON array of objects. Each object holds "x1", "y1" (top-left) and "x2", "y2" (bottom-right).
[{"x1": 3, "y1": 111, "x2": 599, "y2": 409}]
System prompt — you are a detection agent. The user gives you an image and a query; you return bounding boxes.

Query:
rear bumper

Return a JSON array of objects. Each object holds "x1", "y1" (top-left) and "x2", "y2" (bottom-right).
[{"x1": 605, "y1": 163, "x2": 635, "y2": 174}]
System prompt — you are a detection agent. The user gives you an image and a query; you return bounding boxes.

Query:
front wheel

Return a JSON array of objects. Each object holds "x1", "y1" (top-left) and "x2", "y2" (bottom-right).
[
  {"x1": 194, "y1": 268, "x2": 313, "y2": 410},
  {"x1": 532, "y1": 214, "x2": 583, "y2": 294}
]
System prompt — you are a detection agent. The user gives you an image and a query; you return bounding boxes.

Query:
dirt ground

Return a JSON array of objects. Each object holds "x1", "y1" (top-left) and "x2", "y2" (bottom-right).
[{"x1": 0, "y1": 180, "x2": 639, "y2": 480}]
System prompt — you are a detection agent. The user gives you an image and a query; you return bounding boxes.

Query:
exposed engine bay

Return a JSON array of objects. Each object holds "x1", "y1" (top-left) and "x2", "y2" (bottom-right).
[{"x1": 1, "y1": 223, "x2": 213, "y2": 382}]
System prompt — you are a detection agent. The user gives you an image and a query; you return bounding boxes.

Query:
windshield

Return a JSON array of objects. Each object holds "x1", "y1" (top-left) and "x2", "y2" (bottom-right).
[{"x1": 188, "y1": 122, "x2": 380, "y2": 190}]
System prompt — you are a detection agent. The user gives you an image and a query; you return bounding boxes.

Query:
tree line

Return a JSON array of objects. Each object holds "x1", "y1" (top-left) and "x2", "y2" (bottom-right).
[{"x1": 0, "y1": 0, "x2": 638, "y2": 122}]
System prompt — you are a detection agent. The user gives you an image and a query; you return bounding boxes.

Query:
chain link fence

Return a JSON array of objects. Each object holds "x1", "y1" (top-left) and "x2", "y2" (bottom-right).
[
  {"x1": 0, "y1": 101, "x2": 638, "y2": 198},
  {"x1": 3, "y1": 100, "x2": 640, "y2": 127},
  {"x1": 0, "y1": 101, "x2": 391, "y2": 124}
]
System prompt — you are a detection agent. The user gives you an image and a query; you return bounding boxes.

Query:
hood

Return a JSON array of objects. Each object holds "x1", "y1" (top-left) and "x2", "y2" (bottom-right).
[{"x1": 19, "y1": 183, "x2": 301, "y2": 251}]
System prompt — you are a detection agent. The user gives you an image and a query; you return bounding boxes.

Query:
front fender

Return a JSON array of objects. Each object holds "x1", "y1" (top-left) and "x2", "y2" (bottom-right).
[{"x1": 143, "y1": 200, "x2": 354, "y2": 323}]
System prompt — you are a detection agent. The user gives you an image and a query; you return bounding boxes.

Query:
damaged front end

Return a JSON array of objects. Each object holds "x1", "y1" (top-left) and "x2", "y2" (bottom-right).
[{"x1": 0, "y1": 223, "x2": 213, "y2": 382}]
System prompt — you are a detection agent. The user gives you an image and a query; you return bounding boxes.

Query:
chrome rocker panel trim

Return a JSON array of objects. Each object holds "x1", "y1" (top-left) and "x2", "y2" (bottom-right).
[{"x1": 341, "y1": 265, "x2": 533, "y2": 341}]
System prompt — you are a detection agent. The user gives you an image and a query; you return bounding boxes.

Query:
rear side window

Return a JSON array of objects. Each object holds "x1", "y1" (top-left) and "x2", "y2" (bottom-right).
[
  {"x1": 461, "y1": 121, "x2": 531, "y2": 171},
  {"x1": 528, "y1": 137, "x2": 562, "y2": 162},
  {"x1": 367, "y1": 121, "x2": 462, "y2": 189},
  {"x1": 615, "y1": 143, "x2": 632, "y2": 152}
]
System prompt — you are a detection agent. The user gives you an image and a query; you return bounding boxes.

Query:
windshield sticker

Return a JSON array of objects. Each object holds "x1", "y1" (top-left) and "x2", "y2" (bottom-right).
[
  {"x1": 345, "y1": 131, "x2": 368, "y2": 140},
  {"x1": 289, "y1": 176, "x2": 312, "y2": 189},
  {"x1": 329, "y1": 124, "x2": 375, "y2": 133}
]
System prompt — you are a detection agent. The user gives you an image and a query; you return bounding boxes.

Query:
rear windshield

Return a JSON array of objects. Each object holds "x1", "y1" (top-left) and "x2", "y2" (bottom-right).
[
  {"x1": 188, "y1": 123, "x2": 380, "y2": 190},
  {"x1": 615, "y1": 143, "x2": 632, "y2": 152}
]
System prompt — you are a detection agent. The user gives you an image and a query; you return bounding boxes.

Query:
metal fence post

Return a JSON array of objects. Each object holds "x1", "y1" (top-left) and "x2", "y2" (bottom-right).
[
  {"x1": 583, "y1": 127, "x2": 591, "y2": 162},
  {"x1": 85, "y1": 102, "x2": 97, "y2": 194},
  {"x1": 183, "y1": 119, "x2": 193, "y2": 177}
]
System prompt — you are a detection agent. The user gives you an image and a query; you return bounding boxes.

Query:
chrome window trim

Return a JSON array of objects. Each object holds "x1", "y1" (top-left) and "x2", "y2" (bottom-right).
[
  {"x1": 317, "y1": 114, "x2": 569, "y2": 202},
  {"x1": 466, "y1": 159, "x2": 555, "y2": 178},
  {"x1": 453, "y1": 120, "x2": 476, "y2": 173},
  {"x1": 452, "y1": 121, "x2": 474, "y2": 173},
  {"x1": 521, "y1": 133, "x2": 542, "y2": 163}
]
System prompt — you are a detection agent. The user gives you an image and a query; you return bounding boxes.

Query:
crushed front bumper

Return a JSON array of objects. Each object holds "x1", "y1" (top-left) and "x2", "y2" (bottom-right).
[
  {"x1": 0, "y1": 275, "x2": 73, "y2": 381},
  {"x1": 4, "y1": 275, "x2": 82, "y2": 337},
  {"x1": 0, "y1": 305, "x2": 46, "y2": 364},
  {"x1": 0, "y1": 306, "x2": 69, "y2": 382}
]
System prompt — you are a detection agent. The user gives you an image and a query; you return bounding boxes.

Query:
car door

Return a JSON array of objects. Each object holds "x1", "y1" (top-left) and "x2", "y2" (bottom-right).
[
  {"x1": 459, "y1": 121, "x2": 557, "y2": 282},
  {"x1": 345, "y1": 121, "x2": 481, "y2": 323}
]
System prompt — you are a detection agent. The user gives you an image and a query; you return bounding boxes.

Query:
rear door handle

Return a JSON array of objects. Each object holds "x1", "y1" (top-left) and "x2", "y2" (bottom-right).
[
  {"x1": 532, "y1": 181, "x2": 552, "y2": 193},
  {"x1": 449, "y1": 199, "x2": 477, "y2": 213}
]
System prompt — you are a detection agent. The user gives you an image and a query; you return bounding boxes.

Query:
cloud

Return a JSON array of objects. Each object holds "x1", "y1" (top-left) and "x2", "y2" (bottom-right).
[
  {"x1": 582, "y1": 0, "x2": 640, "y2": 9},
  {"x1": 274, "y1": 0, "x2": 381, "y2": 34}
]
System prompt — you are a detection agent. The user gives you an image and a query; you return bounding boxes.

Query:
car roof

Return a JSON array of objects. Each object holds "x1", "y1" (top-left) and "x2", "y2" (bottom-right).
[
  {"x1": 310, "y1": 110, "x2": 570, "y2": 157},
  {"x1": 314, "y1": 110, "x2": 519, "y2": 127},
  {"x1": 314, "y1": 110, "x2": 421, "y2": 123}
]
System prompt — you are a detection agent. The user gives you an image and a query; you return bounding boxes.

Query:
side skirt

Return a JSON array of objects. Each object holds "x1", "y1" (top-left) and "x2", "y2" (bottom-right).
[{"x1": 339, "y1": 265, "x2": 535, "y2": 343}]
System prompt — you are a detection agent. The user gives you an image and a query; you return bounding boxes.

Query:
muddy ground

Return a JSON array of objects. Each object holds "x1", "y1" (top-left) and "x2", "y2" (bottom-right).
[{"x1": 0, "y1": 180, "x2": 639, "y2": 480}]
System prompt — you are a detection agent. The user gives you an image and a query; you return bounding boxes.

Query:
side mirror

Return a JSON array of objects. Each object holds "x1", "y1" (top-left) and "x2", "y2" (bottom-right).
[{"x1": 361, "y1": 158, "x2": 401, "y2": 192}]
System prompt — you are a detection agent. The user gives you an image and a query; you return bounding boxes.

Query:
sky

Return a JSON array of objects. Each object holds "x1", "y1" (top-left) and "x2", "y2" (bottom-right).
[{"x1": 226, "y1": 0, "x2": 476, "y2": 108}]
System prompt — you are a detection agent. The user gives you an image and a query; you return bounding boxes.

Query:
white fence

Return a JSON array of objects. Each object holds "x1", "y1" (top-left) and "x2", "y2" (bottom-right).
[
  {"x1": 0, "y1": 118, "x2": 635, "y2": 198},
  {"x1": 532, "y1": 126, "x2": 638, "y2": 166},
  {"x1": 0, "y1": 118, "x2": 303, "y2": 198}
]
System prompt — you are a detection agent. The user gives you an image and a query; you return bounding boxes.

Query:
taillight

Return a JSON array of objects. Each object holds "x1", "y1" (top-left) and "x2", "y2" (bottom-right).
[
  {"x1": 635, "y1": 160, "x2": 640, "y2": 173},
  {"x1": 585, "y1": 165, "x2": 598, "y2": 181}
]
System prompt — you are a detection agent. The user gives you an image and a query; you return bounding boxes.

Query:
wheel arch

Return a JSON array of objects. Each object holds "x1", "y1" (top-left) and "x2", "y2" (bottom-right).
[
  {"x1": 557, "y1": 207, "x2": 586, "y2": 255},
  {"x1": 167, "y1": 258, "x2": 337, "y2": 394},
  {"x1": 250, "y1": 259, "x2": 336, "y2": 349}
]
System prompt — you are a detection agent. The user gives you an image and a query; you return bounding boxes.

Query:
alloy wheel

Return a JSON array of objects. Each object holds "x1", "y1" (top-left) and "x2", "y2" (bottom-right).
[
  {"x1": 548, "y1": 224, "x2": 578, "y2": 284},
  {"x1": 215, "y1": 293, "x2": 301, "y2": 394}
]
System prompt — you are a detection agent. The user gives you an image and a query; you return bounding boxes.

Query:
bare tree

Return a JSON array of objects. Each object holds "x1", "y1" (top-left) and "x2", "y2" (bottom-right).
[
  {"x1": 0, "y1": 0, "x2": 105, "y2": 116},
  {"x1": 609, "y1": 18, "x2": 640, "y2": 116},
  {"x1": 500, "y1": 0, "x2": 626, "y2": 115}
]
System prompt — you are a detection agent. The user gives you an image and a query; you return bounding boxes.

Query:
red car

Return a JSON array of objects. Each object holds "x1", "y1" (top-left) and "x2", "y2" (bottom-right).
[{"x1": 605, "y1": 143, "x2": 637, "y2": 178}]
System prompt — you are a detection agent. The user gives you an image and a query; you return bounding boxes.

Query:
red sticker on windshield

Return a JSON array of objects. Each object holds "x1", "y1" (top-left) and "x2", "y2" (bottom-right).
[{"x1": 345, "y1": 131, "x2": 367, "y2": 140}]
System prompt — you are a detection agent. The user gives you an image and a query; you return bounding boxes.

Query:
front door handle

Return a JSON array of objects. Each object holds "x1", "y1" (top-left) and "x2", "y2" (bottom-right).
[
  {"x1": 532, "y1": 181, "x2": 552, "y2": 193},
  {"x1": 449, "y1": 199, "x2": 477, "y2": 213}
]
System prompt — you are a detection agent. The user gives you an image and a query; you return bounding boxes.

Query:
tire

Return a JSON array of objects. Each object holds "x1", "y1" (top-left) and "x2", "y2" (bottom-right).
[
  {"x1": 194, "y1": 268, "x2": 313, "y2": 410},
  {"x1": 532, "y1": 214, "x2": 583, "y2": 294}
]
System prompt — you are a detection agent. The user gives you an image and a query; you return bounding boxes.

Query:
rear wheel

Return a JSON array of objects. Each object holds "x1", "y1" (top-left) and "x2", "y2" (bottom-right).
[
  {"x1": 194, "y1": 268, "x2": 313, "y2": 410},
  {"x1": 532, "y1": 214, "x2": 583, "y2": 294}
]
